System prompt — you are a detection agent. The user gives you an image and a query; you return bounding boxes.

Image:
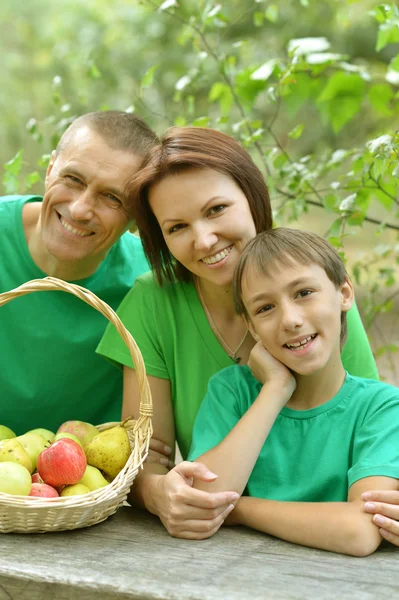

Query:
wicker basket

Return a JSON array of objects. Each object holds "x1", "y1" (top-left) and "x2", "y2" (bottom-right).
[{"x1": 0, "y1": 276, "x2": 153, "y2": 533}]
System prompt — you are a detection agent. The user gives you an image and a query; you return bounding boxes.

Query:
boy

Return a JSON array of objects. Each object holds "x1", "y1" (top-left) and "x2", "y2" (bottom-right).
[{"x1": 188, "y1": 228, "x2": 399, "y2": 556}]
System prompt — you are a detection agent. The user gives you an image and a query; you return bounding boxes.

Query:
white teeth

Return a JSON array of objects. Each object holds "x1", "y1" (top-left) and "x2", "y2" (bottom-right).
[
  {"x1": 286, "y1": 335, "x2": 315, "y2": 349},
  {"x1": 202, "y1": 246, "x2": 232, "y2": 265},
  {"x1": 60, "y1": 217, "x2": 92, "y2": 237}
]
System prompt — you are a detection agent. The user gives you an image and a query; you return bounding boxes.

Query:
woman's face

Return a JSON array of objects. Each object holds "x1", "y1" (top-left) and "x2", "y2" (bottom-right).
[{"x1": 148, "y1": 167, "x2": 257, "y2": 288}]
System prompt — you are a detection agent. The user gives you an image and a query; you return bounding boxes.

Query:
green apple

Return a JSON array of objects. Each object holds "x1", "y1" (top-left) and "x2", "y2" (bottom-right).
[
  {"x1": 54, "y1": 432, "x2": 82, "y2": 447},
  {"x1": 0, "y1": 439, "x2": 33, "y2": 473},
  {"x1": 26, "y1": 428, "x2": 55, "y2": 444},
  {"x1": 0, "y1": 462, "x2": 32, "y2": 495},
  {"x1": 0, "y1": 425, "x2": 16, "y2": 441},
  {"x1": 17, "y1": 433, "x2": 48, "y2": 471},
  {"x1": 78, "y1": 465, "x2": 109, "y2": 491},
  {"x1": 60, "y1": 483, "x2": 90, "y2": 496}
]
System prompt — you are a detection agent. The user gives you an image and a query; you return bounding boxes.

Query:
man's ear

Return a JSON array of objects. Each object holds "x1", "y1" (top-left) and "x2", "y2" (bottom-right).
[
  {"x1": 340, "y1": 276, "x2": 355, "y2": 313},
  {"x1": 244, "y1": 315, "x2": 260, "y2": 342},
  {"x1": 45, "y1": 150, "x2": 57, "y2": 183}
]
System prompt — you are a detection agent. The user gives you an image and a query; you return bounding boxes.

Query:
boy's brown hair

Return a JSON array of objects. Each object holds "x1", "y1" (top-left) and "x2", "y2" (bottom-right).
[{"x1": 233, "y1": 228, "x2": 350, "y2": 346}]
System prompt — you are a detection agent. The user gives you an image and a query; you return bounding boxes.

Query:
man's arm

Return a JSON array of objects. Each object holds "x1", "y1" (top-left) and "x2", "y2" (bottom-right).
[{"x1": 229, "y1": 476, "x2": 398, "y2": 556}]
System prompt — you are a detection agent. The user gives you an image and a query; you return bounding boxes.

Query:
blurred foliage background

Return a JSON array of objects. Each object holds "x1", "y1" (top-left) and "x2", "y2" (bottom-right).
[{"x1": 1, "y1": 0, "x2": 398, "y2": 382}]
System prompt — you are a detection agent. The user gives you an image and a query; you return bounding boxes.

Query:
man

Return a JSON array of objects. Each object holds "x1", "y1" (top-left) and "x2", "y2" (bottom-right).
[{"x1": 0, "y1": 111, "x2": 157, "y2": 434}]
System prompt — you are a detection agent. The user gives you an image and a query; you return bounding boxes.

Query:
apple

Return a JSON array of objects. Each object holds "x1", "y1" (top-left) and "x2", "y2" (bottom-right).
[
  {"x1": 26, "y1": 428, "x2": 55, "y2": 444},
  {"x1": 29, "y1": 483, "x2": 59, "y2": 498},
  {"x1": 56, "y1": 420, "x2": 98, "y2": 450},
  {"x1": 31, "y1": 472, "x2": 44, "y2": 484},
  {"x1": 0, "y1": 425, "x2": 16, "y2": 441},
  {"x1": 60, "y1": 484, "x2": 90, "y2": 496},
  {"x1": 37, "y1": 438, "x2": 87, "y2": 487},
  {"x1": 17, "y1": 433, "x2": 48, "y2": 471},
  {"x1": 0, "y1": 462, "x2": 32, "y2": 495},
  {"x1": 54, "y1": 432, "x2": 82, "y2": 447}
]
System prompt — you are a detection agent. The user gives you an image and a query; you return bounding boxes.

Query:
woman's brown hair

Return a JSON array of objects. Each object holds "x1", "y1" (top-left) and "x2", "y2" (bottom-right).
[{"x1": 129, "y1": 126, "x2": 272, "y2": 285}]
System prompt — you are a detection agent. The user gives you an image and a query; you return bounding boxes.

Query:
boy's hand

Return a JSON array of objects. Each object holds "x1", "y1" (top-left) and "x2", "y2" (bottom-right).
[
  {"x1": 248, "y1": 341, "x2": 296, "y2": 399},
  {"x1": 147, "y1": 438, "x2": 175, "y2": 470},
  {"x1": 363, "y1": 490, "x2": 399, "y2": 546}
]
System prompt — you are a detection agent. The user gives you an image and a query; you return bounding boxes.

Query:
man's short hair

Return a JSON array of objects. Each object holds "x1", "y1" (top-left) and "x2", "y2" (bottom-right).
[
  {"x1": 56, "y1": 111, "x2": 158, "y2": 158},
  {"x1": 233, "y1": 228, "x2": 350, "y2": 346}
]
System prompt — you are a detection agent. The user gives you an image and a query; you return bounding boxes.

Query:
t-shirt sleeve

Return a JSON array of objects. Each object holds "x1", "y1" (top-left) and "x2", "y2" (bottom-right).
[
  {"x1": 341, "y1": 301, "x2": 379, "y2": 380},
  {"x1": 188, "y1": 370, "x2": 243, "y2": 461},
  {"x1": 96, "y1": 276, "x2": 169, "y2": 380},
  {"x1": 348, "y1": 387, "x2": 399, "y2": 488}
]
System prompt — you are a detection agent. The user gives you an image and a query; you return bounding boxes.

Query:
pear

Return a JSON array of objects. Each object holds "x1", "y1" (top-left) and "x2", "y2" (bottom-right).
[
  {"x1": 0, "y1": 425, "x2": 16, "y2": 441},
  {"x1": 57, "y1": 420, "x2": 99, "y2": 450},
  {"x1": 85, "y1": 424, "x2": 131, "y2": 481},
  {"x1": 78, "y1": 465, "x2": 109, "y2": 491},
  {"x1": 0, "y1": 439, "x2": 33, "y2": 473},
  {"x1": 61, "y1": 483, "x2": 90, "y2": 497},
  {"x1": 27, "y1": 428, "x2": 55, "y2": 444},
  {"x1": 17, "y1": 433, "x2": 48, "y2": 471}
]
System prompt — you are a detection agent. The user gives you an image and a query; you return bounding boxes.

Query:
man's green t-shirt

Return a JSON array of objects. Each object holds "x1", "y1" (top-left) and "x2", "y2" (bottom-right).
[
  {"x1": 97, "y1": 272, "x2": 379, "y2": 459},
  {"x1": 0, "y1": 195, "x2": 149, "y2": 434},
  {"x1": 189, "y1": 368, "x2": 399, "y2": 501}
]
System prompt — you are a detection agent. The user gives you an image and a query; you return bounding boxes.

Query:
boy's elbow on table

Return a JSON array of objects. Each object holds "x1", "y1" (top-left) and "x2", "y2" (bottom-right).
[{"x1": 343, "y1": 509, "x2": 383, "y2": 557}]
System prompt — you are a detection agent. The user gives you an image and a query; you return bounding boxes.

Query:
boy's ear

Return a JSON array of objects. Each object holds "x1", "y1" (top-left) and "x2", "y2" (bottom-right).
[
  {"x1": 45, "y1": 150, "x2": 57, "y2": 183},
  {"x1": 244, "y1": 316, "x2": 260, "y2": 342},
  {"x1": 340, "y1": 276, "x2": 354, "y2": 313}
]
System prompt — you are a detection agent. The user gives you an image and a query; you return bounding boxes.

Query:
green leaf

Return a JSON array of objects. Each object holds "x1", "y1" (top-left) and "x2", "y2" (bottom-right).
[
  {"x1": 159, "y1": 0, "x2": 178, "y2": 11},
  {"x1": 4, "y1": 150, "x2": 23, "y2": 176},
  {"x1": 25, "y1": 171, "x2": 41, "y2": 190},
  {"x1": 376, "y1": 23, "x2": 399, "y2": 51},
  {"x1": 253, "y1": 12, "x2": 264, "y2": 27},
  {"x1": 288, "y1": 123, "x2": 304, "y2": 139},
  {"x1": 141, "y1": 65, "x2": 159, "y2": 90},
  {"x1": 368, "y1": 83, "x2": 394, "y2": 116},
  {"x1": 265, "y1": 5, "x2": 278, "y2": 23}
]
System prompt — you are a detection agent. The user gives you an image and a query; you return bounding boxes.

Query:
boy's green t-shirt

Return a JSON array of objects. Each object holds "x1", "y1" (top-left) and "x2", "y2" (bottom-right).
[
  {"x1": 97, "y1": 272, "x2": 379, "y2": 459},
  {"x1": 189, "y1": 368, "x2": 399, "y2": 501},
  {"x1": 0, "y1": 195, "x2": 149, "y2": 434}
]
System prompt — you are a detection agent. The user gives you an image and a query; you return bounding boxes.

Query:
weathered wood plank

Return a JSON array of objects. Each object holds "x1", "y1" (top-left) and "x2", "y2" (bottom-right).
[{"x1": 0, "y1": 507, "x2": 397, "y2": 600}]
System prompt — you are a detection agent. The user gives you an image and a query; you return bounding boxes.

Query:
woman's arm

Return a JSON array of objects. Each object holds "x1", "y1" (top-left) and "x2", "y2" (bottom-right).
[
  {"x1": 123, "y1": 366, "x2": 239, "y2": 539},
  {"x1": 229, "y1": 476, "x2": 398, "y2": 556}
]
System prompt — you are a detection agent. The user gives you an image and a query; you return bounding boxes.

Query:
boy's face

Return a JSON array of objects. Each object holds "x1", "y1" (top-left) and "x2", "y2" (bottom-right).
[{"x1": 241, "y1": 260, "x2": 354, "y2": 376}]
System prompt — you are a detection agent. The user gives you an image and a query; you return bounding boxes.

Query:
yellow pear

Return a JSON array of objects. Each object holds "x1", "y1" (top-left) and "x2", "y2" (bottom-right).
[
  {"x1": 85, "y1": 424, "x2": 131, "y2": 481},
  {"x1": 0, "y1": 425, "x2": 16, "y2": 441},
  {"x1": 26, "y1": 428, "x2": 55, "y2": 444},
  {"x1": 0, "y1": 439, "x2": 33, "y2": 473},
  {"x1": 17, "y1": 433, "x2": 48, "y2": 471},
  {"x1": 60, "y1": 484, "x2": 90, "y2": 497},
  {"x1": 78, "y1": 465, "x2": 109, "y2": 491}
]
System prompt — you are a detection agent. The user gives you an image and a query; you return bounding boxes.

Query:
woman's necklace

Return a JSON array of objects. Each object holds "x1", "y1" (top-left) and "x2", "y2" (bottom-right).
[{"x1": 197, "y1": 280, "x2": 248, "y2": 364}]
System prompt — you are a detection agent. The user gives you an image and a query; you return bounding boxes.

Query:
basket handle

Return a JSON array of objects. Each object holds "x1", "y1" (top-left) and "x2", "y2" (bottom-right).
[{"x1": 0, "y1": 276, "x2": 152, "y2": 419}]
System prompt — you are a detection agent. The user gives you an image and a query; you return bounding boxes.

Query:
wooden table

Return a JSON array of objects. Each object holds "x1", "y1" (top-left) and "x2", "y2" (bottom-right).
[{"x1": 0, "y1": 506, "x2": 397, "y2": 600}]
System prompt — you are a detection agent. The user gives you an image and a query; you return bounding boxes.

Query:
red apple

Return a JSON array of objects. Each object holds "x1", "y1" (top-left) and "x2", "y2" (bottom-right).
[
  {"x1": 29, "y1": 483, "x2": 59, "y2": 498},
  {"x1": 37, "y1": 438, "x2": 87, "y2": 487},
  {"x1": 31, "y1": 472, "x2": 44, "y2": 484}
]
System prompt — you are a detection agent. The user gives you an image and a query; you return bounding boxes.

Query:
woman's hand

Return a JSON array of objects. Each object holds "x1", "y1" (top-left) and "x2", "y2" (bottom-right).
[
  {"x1": 363, "y1": 490, "x2": 399, "y2": 546},
  {"x1": 248, "y1": 341, "x2": 296, "y2": 399},
  {"x1": 152, "y1": 461, "x2": 239, "y2": 539},
  {"x1": 147, "y1": 438, "x2": 175, "y2": 470}
]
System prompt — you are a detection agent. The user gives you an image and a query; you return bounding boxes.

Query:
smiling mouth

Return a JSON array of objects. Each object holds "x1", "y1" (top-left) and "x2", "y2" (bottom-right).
[
  {"x1": 284, "y1": 334, "x2": 317, "y2": 350},
  {"x1": 59, "y1": 214, "x2": 94, "y2": 237},
  {"x1": 201, "y1": 245, "x2": 233, "y2": 265}
]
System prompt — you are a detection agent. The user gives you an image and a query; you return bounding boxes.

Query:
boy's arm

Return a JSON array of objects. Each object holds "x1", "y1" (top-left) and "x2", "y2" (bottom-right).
[
  {"x1": 192, "y1": 344, "x2": 295, "y2": 496},
  {"x1": 230, "y1": 476, "x2": 398, "y2": 557}
]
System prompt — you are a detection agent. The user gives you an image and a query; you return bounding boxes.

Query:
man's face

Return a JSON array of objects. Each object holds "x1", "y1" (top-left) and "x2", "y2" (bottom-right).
[
  {"x1": 242, "y1": 261, "x2": 353, "y2": 376},
  {"x1": 40, "y1": 125, "x2": 142, "y2": 265}
]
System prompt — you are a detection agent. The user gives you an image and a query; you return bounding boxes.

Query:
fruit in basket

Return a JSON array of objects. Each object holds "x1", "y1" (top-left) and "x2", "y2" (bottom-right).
[
  {"x1": 0, "y1": 425, "x2": 17, "y2": 441},
  {"x1": 54, "y1": 432, "x2": 82, "y2": 447},
  {"x1": 56, "y1": 420, "x2": 98, "y2": 450},
  {"x1": 85, "y1": 424, "x2": 131, "y2": 480},
  {"x1": 26, "y1": 428, "x2": 55, "y2": 444},
  {"x1": 37, "y1": 438, "x2": 87, "y2": 487},
  {"x1": 31, "y1": 472, "x2": 44, "y2": 484},
  {"x1": 0, "y1": 439, "x2": 33, "y2": 473},
  {"x1": 78, "y1": 465, "x2": 109, "y2": 491},
  {"x1": 60, "y1": 484, "x2": 90, "y2": 496},
  {"x1": 29, "y1": 482, "x2": 59, "y2": 498},
  {"x1": 0, "y1": 462, "x2": 32, "y2": 495},
  {"x1": 17, "y1": 433, "x2": 48, "y2": 471}
]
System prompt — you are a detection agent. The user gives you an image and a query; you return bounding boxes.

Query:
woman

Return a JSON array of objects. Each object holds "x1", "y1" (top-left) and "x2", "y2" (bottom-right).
[{"x1": 97, "y1": 127, "x2": 379, "y2": 539}]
